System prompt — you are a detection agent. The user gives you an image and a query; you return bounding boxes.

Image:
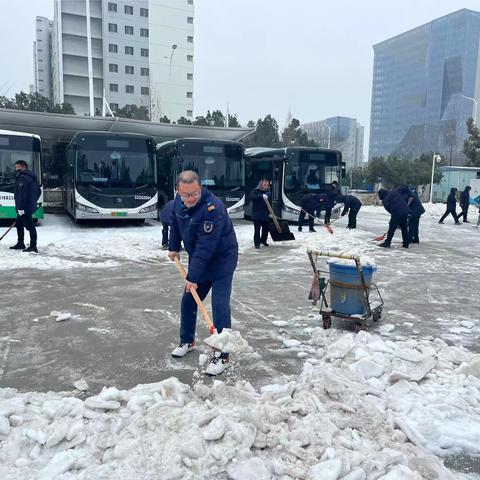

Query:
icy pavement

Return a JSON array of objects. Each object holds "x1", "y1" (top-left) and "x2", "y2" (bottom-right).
[{"x1": 0, "y1": 206, "x2": 479, "y2": 479}]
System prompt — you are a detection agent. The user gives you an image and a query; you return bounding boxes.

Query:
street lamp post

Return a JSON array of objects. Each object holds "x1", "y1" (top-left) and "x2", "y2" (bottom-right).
[
  {"x1": 321, "y1": 122, "x2": 332, "y2": 148},
  {"x1": 429, "y1": 153, "x2": 442, "y2": 203},
  {"x1": 461, "y1": 95, "x2": 478, "y2": 122},
  {"x1": 169, "y1": 44, "x2": 177, "y2": 76}
]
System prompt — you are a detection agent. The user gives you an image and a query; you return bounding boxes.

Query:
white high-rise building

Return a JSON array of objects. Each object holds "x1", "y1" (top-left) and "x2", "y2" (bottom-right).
[
  {"x1": 33, "y1": 16, "x2": 54, "y2": 99},
  {"x1": 34, "y1": 0, "x2": 194, "y2": 121},
  {"x1": 301, "y1": 116, "x2": 365, "y2": 170}
]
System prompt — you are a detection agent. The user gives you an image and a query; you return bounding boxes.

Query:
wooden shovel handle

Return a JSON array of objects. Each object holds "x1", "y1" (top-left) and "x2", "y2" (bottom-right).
[
  {"x1": 263, "y1": 196, "x2": 282, "y2": 233},
  {"x1": 174, "y1": 257, "x2": 215, "y2": 334}
]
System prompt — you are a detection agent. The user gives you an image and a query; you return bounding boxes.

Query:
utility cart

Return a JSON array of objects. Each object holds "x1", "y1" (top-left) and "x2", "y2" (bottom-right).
[{"x1": 307, "y1": 248, "x2": 384, "y2": 332}]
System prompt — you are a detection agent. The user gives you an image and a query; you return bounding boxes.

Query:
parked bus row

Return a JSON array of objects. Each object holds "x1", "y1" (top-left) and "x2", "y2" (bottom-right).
[{"x1": 0, "y1": 129, "x2": 344, "y2": 224}]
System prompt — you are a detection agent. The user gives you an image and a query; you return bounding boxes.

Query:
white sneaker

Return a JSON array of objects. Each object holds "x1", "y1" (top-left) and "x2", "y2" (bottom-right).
[
  {"x1": 205, "y1": 352, "x2": 230, "y2": 376},
  {"x1": 171, "y1": 342, "x2": 196, "y2": 358}
]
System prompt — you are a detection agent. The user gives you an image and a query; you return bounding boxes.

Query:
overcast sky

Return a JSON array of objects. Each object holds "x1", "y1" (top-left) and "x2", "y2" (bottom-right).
[{"x1": 1, "y1": 0, "x2": 479, "y2": 156}]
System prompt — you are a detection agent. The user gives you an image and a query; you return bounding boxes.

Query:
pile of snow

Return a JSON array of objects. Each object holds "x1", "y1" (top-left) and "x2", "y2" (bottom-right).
[{"x1": 1, "y1": 329, "x2": 479, "y2": 479}]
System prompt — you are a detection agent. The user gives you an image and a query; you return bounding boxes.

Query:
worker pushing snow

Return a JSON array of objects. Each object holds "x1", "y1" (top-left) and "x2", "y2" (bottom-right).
[{"x1": 167, "y1": 170, "x2": 239, "y2": 376}]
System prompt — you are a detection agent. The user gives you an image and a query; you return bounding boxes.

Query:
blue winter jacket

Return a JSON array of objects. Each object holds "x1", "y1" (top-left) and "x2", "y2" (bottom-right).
[
  {"x1": 336, "y1": 194, "x2": 362, "y2": 215},
  {"x1": 250, "y1": 188, "x2": 271, "y2": 222},
  {"x1": 397, "y1": 186, "x2": 425, "y2": 217},
  {"x1": 378, "y1": 189, "x2": 409, "y2": 218},
  {"x1": 14, "y1": 170, "x2": 40, "y2": 215},
  {"x1": 160, "y1": 199, "x2": 175, "y2": 225},
  {"x1": 169, "y1": 189, "x2": 238, "y2": 283},
  {"x1": 447, "y1": 188, "x2": 457, "y2": 211},
  {"x1": 460, "y1": 187, "x2": 471, "y2": 207},
  {"x1": 301, "y1": 193, "x2": 327, "y2": 213}
]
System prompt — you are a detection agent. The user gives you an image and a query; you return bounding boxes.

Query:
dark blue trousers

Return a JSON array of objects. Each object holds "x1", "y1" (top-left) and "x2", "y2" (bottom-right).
[{"x1": 180, "y1": 274, "x2": 233, "y2": 344}]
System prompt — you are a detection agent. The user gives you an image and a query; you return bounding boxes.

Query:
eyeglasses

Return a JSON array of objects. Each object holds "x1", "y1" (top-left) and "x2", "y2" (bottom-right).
[{"x1": 179, "y1": 191, "x2": 201, "y2": 200}]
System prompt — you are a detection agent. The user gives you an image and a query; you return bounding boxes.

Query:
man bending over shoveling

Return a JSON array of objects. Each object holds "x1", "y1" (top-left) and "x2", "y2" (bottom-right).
[{"x1": 168, "y1": 170, "x2": 238, "y2": 375}]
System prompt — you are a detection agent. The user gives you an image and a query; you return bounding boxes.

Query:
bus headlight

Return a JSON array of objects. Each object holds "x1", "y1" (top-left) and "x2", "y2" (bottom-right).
[
  {"x1": 139, "y1": 203, "x2": 158, "y2": 214},
  {"x1": 284, "y1": 206, "x2": 300, "y2": 215},
  {"x1": 228, "y1": 205, "x2": 243, "y2": 215},
  {"x1": 75, "y1": 201, "x2": 99, "y2": 213}
]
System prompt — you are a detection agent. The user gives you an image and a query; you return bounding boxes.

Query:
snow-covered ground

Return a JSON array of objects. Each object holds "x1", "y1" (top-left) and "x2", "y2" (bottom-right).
[{"x1": 0, "y1": 206, "x2": 479, "y2": 479}]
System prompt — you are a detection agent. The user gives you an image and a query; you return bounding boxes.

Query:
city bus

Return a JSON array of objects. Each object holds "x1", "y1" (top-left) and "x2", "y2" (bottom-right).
[
  {"x1": 156, "y1": 138, "x2": 245, "y2": 218},
  {"x1": 63, "y1": 132, "x2": 158, "y2": 222},
  {"x1": 0, "y1": 129, "x2": 44, "y2": 221},
  {"x1": 244, "y1": 146, "x2": 344, "y2": 221}
]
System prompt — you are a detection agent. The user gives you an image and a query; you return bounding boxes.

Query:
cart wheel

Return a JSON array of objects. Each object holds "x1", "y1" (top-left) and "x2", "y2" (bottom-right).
[
  {"x1": 322, "y1": 315, "x2": 332, "y2": 330},
  {"x1": 354, "y1": 322, "x2": 363, "y2": 333},
  {"x1": 372, "y1": 311, "x2": 381, "y2": 322}
]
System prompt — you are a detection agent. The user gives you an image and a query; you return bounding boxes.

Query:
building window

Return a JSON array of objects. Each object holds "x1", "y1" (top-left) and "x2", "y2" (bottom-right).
[
  {"x1": 109, "y1": 83, "x2": 118, "y2": 92},
  {"x1": 108, "y1": 2, "x2": 117, "y2": 12},
  {"x1": 187, "y1": 0, "x2": 193, "y2": 4},
  {"x1": 141, "y1": 67, "x2": 149, "y2": 76},
  {"x1": 187, "y1": 16, "x2": 193, "y2": 24},
  {"x1": 125, "y1": 65, "x2": 134, "y2": 74},
  {"x1": 187, "y1": 55, "x2": 193, "y2": 62},
  {"x1": 109, "y1": 43, "x2": 118, "y2": 53},
  {"x1": 125, "y1": 25, "x2": 134, "y2": 35},
  {"x1": 187, "y1": 110, "x2": 193, "y2": 116},
  {"x1": 140, "y1": 28, "x2": 149, "y2": 37},
  {"x1": 125, "y1": 46, "x2": 134, "y2": 55},
  {"x1": 110, "y1": 103, "x2": 119, "y2": 111},
  {"x1": 108, "y1": 23, "x2": 117, "y2": 33},
  {"x1": 140, "y1": 8, "x2": 149, "y2": 17},
  {"x1": 141, "y1": 87, "x2": 149, "y2": 95},
  {"x1": 126, "y1": 85, "x2": 134, "y2": 94},
  {"x1": 109, "y1": 63, "x2": 118, "y2": 72},
  {"x1": 187, "y1": 36, "x2": 193, "y2": 43},
  {"x1": 124, "y1": 5, "x2": 133, "y2": 14},
  {"x1": 186, "y1": 92, "x2": 193, "y2": 99},
  {"x1": 140, "y1": 48, "x2": 149, "y2": 57},
  {"x1": 187, "y1": 73, "x2": 193, "y2": 80}
]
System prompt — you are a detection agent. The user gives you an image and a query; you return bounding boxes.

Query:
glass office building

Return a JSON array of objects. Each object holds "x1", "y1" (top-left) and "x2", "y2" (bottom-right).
[{"x1": 369, "y1": 9, "x2": 480, "y2": 164}]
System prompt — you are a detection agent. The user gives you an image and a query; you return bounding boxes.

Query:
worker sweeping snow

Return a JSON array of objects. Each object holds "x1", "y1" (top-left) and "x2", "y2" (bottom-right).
[{"x1": 168, "y1": 170, "x2": 239, "y2": 376}]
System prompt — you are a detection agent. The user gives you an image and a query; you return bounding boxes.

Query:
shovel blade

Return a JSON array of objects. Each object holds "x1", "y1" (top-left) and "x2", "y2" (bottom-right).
[{"x1": 267, "y1": 220, "x2": 296, "y2": 241}]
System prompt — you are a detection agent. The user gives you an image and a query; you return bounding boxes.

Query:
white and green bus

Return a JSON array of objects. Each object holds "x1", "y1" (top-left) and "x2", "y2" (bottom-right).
[{"x1": 0, "y1": 129, "x2": 44, "y2": 220}]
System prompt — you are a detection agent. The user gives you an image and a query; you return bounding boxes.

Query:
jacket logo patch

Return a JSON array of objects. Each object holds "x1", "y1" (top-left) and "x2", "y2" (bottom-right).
[
  {"x1": 207, "y1": 205, "x2": 215, "y2": 211},
  {"x1": 203, "y1": 221, "x2": 213, "y2": 233}
]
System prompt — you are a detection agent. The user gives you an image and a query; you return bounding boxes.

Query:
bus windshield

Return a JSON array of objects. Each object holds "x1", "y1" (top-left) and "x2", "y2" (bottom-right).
[
  {"x1": 178, "y1": 142, "x2": 243, "y2": 189},
  {"x1": 285, "y1": 150, "x2": 339, "y2": 191},
  {"x1": 75, "y1": 136, "x2": 156, "y2": 186},
  {"x1": 0, "y1": 136, "x2": 41, "y2": 186}
]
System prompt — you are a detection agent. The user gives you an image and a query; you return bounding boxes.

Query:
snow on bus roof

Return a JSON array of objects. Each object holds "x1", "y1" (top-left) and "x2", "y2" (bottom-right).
[{"x1": 0, "y1": 129, "x2": 41, "y2": 140}]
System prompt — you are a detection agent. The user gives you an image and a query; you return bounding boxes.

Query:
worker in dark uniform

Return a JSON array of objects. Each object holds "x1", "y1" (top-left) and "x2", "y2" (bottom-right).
[
  {"x1": 324, "y1": 180, "x2": 340, "y2": 224},
  {"x1": 460, "y1": 186, "x2": 471, "y2": 223},
  {"x1": 377, "y1": 188, "x2": 409, "y2": 248},
  {"x1": 168, "y1": 171, "x2": 238, "y2": 376},
  {"x1": 160, "y1": 199, "x2": 175, "y2": 249},
  {"x1": 298, "y1": 193, "x2": 326, "y2": 232},
  {"x1": 398, "y1": 186, "x2": 425, "y2": 243},
  {"x1": 336, "y1": 194, "x2": 362, "y2": 229},
  {"x1": 9, "y1": 160, "x2": 41, "y2": 253},
  {"x1": 250, "y1": 179, "x2": 271, "y2": 248},
  {"x1": 439, "y1": 188, "x2": 461, "y2": 224}
]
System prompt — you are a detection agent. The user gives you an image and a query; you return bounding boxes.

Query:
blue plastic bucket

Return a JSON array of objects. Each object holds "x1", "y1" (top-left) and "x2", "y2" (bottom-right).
[{"x1": 328, "y1": 261, "x2": 377, "y2": 315}]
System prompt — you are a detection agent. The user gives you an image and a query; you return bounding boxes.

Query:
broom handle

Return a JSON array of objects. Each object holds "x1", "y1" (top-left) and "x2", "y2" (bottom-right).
[
  {"x1": 174, "y1": 257, "x2": 215, "y2": 334},
  {"x1": 0, "y1": 221, "x2": 16, "y2": 242},
  {"x1": 263, "y1": 196, "x2": 282, "y2": 233}
]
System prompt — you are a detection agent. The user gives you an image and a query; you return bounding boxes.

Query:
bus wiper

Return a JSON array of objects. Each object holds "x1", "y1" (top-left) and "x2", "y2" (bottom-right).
[
  {"x1": 230, "y1": 186, "x2": 240, "y2": 191},
  {"x1": 135, "y1": 184, "x2": 148, "y2": 189}
]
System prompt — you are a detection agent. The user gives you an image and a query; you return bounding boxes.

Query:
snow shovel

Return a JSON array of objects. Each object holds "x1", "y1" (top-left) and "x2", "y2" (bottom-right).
[
  {"x1": 300, "y1": 208, "x2": 334, "y2": 234},
  {"x1": 263, "y1": 197, "x2": 295, "y2": 241},
  {"x1": 0, "y1": 221, "x2": 16, "y2": 243},
  {"x1": 373, "y1": 232, "x2": 387, "y2": 241},
  {"x1": 174, "y1": 257, "x2": 216, "y2": 335}
]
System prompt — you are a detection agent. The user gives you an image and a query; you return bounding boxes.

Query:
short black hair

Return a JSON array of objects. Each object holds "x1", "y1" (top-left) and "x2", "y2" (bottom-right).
[
  {"x1": 15, "y1": 160, "x2": 28, "y2": 169},
  {"x1": 331, "y1": 180, "x2": 338, "y2": 185}
]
